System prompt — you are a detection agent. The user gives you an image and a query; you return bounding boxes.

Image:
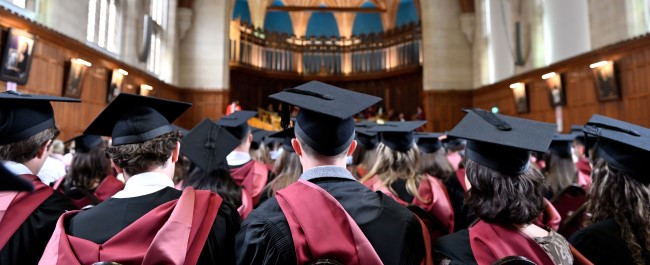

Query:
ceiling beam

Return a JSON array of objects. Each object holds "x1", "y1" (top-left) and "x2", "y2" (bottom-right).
[{"x1": 266, "y1": 6, "x2": 387, "y2": 13}]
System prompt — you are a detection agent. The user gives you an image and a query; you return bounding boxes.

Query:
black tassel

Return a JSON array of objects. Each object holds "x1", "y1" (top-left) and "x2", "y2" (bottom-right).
[{"x1": 281, "y1": 102, "x2": 290, "y2": 129}]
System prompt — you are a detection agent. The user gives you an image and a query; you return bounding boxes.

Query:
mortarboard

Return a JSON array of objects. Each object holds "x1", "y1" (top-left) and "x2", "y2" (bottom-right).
[
  {"x1": 250, "y1": 127, "x2": 274, "y2": 150},
  {"x1": 0, "y1": 163, "x2": 33, "y2": 191},
  {"x1": 66, "y1": 135, "x2": 103, "y2": 153},
  {"x1": 269, "y1": 81, "x2": 381, "y2": 156},
  {"x1": 548, "y1": 133, "x2": 574, "y2": 158},
  {"x1": 180, "y1": 119, "x2": 240, "y2": 174},
  {"x1": 269, "y1": 127, "x2": 295, "y2": 152},
  {"x1": 216, "y1": 110, "x2": 257, "y2": 141},
  {"x1": 584, "y1": 114, "x2": 650, "y2": 183},
  {"x1": 0, "y1": 91, "x2": 80, "y2": 145},
  {"x1": 172, "y1": 125, "x2": 190, "y2": 136},
  {"x1": 442, "y1": 136, "x2": 466, "y2": 150},
  {"x1": 570, "y1": 124, "x2": 586, "y2": 145},
  {"x1": 448, "y1": 109, "x2": 556, "y2": 175},
  {"x1": 415, "y1": 132, "x2": 445, "y2": 153},
  {"x1": 84, "y1": 93, "x2": 191, "y2": 146},
  {"x1": 355, "y1": 127, "x2": 379, "y2": 150},
  {"x1": 369, "y1": 121, "x2": 426, "y2": 153}
]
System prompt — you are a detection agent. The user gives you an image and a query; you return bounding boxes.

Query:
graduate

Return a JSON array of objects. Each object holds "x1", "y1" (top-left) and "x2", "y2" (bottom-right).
[
  {"x1": 0, "y1": 91, "x2": 79, "y2": 265},
  {"x1": 545, "y1": 134, "x2": 578, "y2": 199},
  {"x1": 180, "y1": 118, "x2": 250, "y2": 219},
  {"x1": 433, "y1": 109, "x2": 574, "y2": 265},
  {"x1": 260, "y1": 127, "x2": 302, "y2": 204},
  {"x1": 53, "y1": 135, "x2": 124, "y2": 209},
  {"x1": 349, "y1": 121, "x2": 378, "y2": 180},
  {"x1": 571, "y1": 125, "x2": 592, "y2": 190},
  {"x1": 249, "y1": 127, "x2": 274, "y2": 166},
  {"x1": 39, "y1": 94, "x2": 240, "y2": 264},
  {"x1": 217, "y1": 111, "x2": 274, "y2": 205},
  {"x1": 236, "y1": 81, "x2": 430, "y2": 265},
  {"x1": 569, "y1": 115, "x2": 650, "y2": 264}
]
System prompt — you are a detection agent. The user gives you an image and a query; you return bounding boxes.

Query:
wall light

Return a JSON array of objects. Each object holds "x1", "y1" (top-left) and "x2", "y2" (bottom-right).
[
  {"x1": 117, "y1": 69, "x2": 129, "y2": 76},
  {"x1": 140, "y1": 84, "x2": 153, "y2": 91},
  {"x1": 72, "y1": 58, "x2": 92, "y2": 67},
  {"x1": 589, "y1": 61, "x2": 609, "y2": 69},
  {"x1": 510, "y1": 82, "x2": 524, "y2": 89},
  {"x1": 542, "y1": 72, "x2": 556, "y2": 80}
]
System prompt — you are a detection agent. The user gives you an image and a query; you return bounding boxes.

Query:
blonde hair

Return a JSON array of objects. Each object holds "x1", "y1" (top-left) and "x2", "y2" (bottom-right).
[
  {"x1": 266, "y1": 150, "x2": 302, "y2": 197},
  {"x1": 363, "y1": 143, "x2": 426, "y2": 202}
]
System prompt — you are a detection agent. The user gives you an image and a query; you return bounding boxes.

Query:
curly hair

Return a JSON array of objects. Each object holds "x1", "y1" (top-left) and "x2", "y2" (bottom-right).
[
  {"x1": 464, "y1": 159, "x2": 546, "y2": 224},
  {"x1": 419, "y1": 148, "x2": 454, "y2": 181},
  {"x1": 585, "y1": 157, "x2": 650, "y2": 265},
  {"x1": 0, "y1": 127, "x2": 60, "y2": 163},
  {"x1": 105, "y1": 131, "x2": 181, "y2": 176},
  {"x1": 363, "y1": 143, "x2": 426, "y2": 202},
  {"x1": 64, "y1": 146, "x2": 111, "y2": 190},
  {"x1": 266, "y1": 150, "x2": 303, "y2": 197}
]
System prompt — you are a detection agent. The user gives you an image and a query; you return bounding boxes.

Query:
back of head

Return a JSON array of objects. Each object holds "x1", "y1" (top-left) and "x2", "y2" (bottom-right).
[
  {"x1": 106, "y1": 131, "x2": 181, "y2": 176},
  {"x1": 65, "y1": 144, "x2": 111, "y2": 190},
  {"x1": 544, "y1": 153, "x2": 577, "y2": 196},
  {"x1": 183, "y1": 165, "x2": 242, "y2": 207},
  {"x1": 268, "y1": 151, "x2": 302, "y2": 196},
  {"x1": 419, "y1": 148, "x2": 454, "y2": 180}
]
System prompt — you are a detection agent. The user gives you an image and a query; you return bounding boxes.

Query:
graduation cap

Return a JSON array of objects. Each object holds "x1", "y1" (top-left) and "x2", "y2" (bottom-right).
[
  {"x1": 369, "y1": 121, "x2": 426, "y2": 153},
  {"x1": 415, "y1": 132, "x2": 445, "y2": 153},
  {"x1": 172, "y1": 125, "x2": 190, "y2": 136},
  {"x1": 216, "y1": 110, "x2": 257, "y2": 141},
  {"x1": 269, "y1": 81, "x2": 381, "y2": 156},
  {"x1": 250, "y1": 127, "x2": 274, "y2": 150},
  {"x1": 181, "y1": 119, "x2": 240, "y2": 174},
  {"x1": 548, "y1": 133, "x2": 574, "y2": 158},
  {"x1": 355, "y1": 127, "x2": 379, "y2": 150},
  {"x1": 442, "y1": 136, "x2": 466, "y2": 150},
  {"x1": 0, "y1": 163, "x2": 33, "y2": 191},
  {"x1": 0, "y1": 91, "x2": 80, "y2": 145},
  {"x1": 583, "y1": 114, "x2": 650, "y2": 183},
  {"x1": 66, "y1": 135, "x2": 103, "y2": 153},
  {"x1": 84, "y1": 93, "x2": 191, "y2": 146},
  {"x1": 269, "y1": 127, "x2": 295, "y2": 152},
  {"x1": 448, "y1": 109, "x2": 556, "y2": 175}
]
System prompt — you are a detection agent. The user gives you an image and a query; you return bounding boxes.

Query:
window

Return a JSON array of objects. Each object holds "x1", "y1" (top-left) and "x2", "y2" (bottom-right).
[
  {"x1": 0, "y1": 0, "x2": 38, "y2": 19},
  {"x1": 87, "y1": 0, "x2": 122, "y2": 54},
  {"x1": 147, "y1": 0, "x2": 167, "y2": 76}
]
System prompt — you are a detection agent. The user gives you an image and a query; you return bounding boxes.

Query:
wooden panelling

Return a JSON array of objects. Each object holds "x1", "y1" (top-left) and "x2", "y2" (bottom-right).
[
  {"x1": 178, "y1": 89, "x2": 229, "y2": 129},
  {"x1": 422, "y1": 90, "x2": 472, "y2": 131}
]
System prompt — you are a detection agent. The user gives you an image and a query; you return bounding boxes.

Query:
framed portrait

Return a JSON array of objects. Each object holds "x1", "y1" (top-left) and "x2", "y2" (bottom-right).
[
  {"x1": 63, "y1": 59, "x2": 91, "y2": 98},
  {"x1": 591, "y1": 61, "x2": 620, "y2": 101},
  {"x1": 511, "y1": 82, "x2": 529, "y2": 114},
  {"x1": 107, "y1": 69, "x2": 125, "y2": 102},
  {"x1": 546, "y1": 73, "x2": 566, "y2": 107},
  {"x1": 0, "y1": 28, "x2": 36, "y2": 85}
]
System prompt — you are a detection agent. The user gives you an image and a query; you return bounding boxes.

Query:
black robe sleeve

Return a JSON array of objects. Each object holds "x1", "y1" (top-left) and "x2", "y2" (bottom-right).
[
  {"x1": 568, "y1": 220, "x2": 635, "y2": 265},
  {"x1": 197, "y1": 201, "x2": 241, "y2": 265},
  {"x1": 0, "y1": 191, "x2": 77, "y2": 265},
  {"x1": 433, "y1": 229, "x2": 478, "y2": 265}
]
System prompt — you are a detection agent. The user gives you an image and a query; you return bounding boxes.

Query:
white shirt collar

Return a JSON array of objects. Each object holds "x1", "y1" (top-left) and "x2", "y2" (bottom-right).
[
  {"x1": 226, "y1": 151, "x2": 251, "y2": 166},
  {"x1": 2, "y1": 161, "x2": 33, "y2": 175},
  {"x1": 112, "y1": 172, "x2": 173, "y2": 198}
]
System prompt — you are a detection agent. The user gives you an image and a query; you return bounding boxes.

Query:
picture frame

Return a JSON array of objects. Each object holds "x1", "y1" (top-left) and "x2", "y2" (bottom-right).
[
  {"x1": 511, "y1": 82, "x2": 529, "y2": 114},
  {"x1": 0, "y1": 28, "x2": 36, "y2": 85},
  {"x1": 62, "y1": 59, "x2": 90, "y2": 98},
  {"x1": 546, "y1": 73, "x2": 566, "y2": 107},
  {"x1": 591, "y1": 61, "x2": 620, "y2": 101},
  {"x1": 107, "y1": 69, "x2": 125, "y2": 102}
]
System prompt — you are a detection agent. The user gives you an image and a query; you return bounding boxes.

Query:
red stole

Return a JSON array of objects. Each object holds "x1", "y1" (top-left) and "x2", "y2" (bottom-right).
[
  {"x1": 575, "y1": 158, "x2": 592, "y2": 191},
  {"x1": 230, "y1": 160, "x2": 268, "y2": 205},
  {"x1": 469, "y1": 220, "x2": 556, "y2": 265},
  {"x1": 237, "y1": 189, "x2": 253, "y2": 219},
  {"x1": 69, "y1": 176, "x2": 125, "y2": 209},
  {"x1": 455, "y1": 168, "x2": 467, "y2": 191},
  {"x1": 0, "y1": 174, "x2": 53, "y2": 249},
  {"x1": 361, "y1": 174, "x2": 379, "y2": 188},
  {"x1": 276, "y1": 179, "x2": 383, "y2": 265},
  {"x1": 533, "y1": 198, "x2": 561, "y2": 231},
  {"x1": 447, "y1": 152, "x2": 462, "y2": 171},
  {"x1": 39, "y1": 187, "x2": 221, "y2": 265}
]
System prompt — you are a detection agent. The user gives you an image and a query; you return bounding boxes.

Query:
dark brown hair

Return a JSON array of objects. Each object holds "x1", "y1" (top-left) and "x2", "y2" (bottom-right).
[
  {"x1": 419, "y1": 148, "x2": 454, "y2": 180},
  {"x1": 182, "y1": 165, "x2": 242, "y2": 207},
  {"x1": 464, "y1": 159, "x2": 546, "y2": 224},
  {"x1": 105, "y1": 131, "x2": 181, "y2": 176},
  {"x1": 0, "y1": 127, "x2": 60, "y2": 163},
  {"x1": 64, "y1": 146, "x2": 111, "y2": 190}
]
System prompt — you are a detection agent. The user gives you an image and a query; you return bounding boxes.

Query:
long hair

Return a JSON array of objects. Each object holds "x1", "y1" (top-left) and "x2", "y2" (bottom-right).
[
  {"x1": 251, "y1": 144, "x2": 272, "y2": 165},
  {"x1": 586, "y1": 157, "x2": 650, "y2": 265},
  {"x1": 350, "y1": 144, "x2": 377, "y2": 179},
  {"x1": 182, "y1": 164, "x2": 242, "y2": 207},
  {"x1": 544, "y1": 153, "x2": 577, "y2": 196},
  {"x1": 266, "y1": 151, "x2": 302, "y2": 197},
  {"x1": 64, "y1": 146, "x2": 111, "y2": 190},
  {"x1": 419, "y1": 148, "x2": 454, "y2": 180},
  {"x1": 364, "y1": 143, "x2": 425, "y2": 202}
]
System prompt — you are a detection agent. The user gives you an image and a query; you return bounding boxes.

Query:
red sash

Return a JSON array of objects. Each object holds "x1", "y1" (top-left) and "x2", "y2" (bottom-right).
[
  {"x1": 361, "y1": 174, "x2": 379, "y2": 188},
  {"x1": 0, "y1": 174, "x2": 53, "y2": 250},
  {"x1": 533, "y1": 199, "x2": 561, "y2": 231},
  {"x1": 230, "y1": 161, "x2": 268, "y2": 205},
  {"x1": 575, "y1": 159, "x2": 592, "y2": 191},
  {"x1": 276, "y1": 179, "x2": 383, "y2": 265},
  {"x1": 237, "y1": 189, "x2": 253, "y2": 219},
  {"x1": 447, "y1": 152, "x2": 462, "y2": 171},
  {"x1": 469, "y1": 220, "x2": 556, "y2": 265},
  {"x1": 371, "y1": 175, "x2": 455, "y2": 233},
  {"x1": 66, "y1": 176, "x2": 125, "y2": 208},
  {"x1": 455, "y1": 168, "x2": 467, "y2": 191},
  {"x1": 39, "y1": 187, "x2": 221, "y2": 265}
]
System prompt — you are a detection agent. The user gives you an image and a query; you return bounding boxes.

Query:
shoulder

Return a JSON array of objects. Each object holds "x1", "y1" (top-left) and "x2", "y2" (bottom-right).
[{"x1": 434, "y1": 229, "x2": 477, "y2": 265}]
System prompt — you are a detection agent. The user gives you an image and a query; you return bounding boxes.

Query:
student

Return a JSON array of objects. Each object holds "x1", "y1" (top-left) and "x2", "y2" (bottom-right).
[
  {"x1": 217, "y1": 111, "x2": 274, "y2": 205},
  {"x1": 434, "y1": 109, "x2": 573, "y2": 265},
  {"x1": 545, "y1": 133, "x2": 578, "y2": 198},
  {"x1": 39, "y1": 94, "x2": 240, "y2": 264},
  {"x1": 261, "y1": 127, "x2": 302, "y2": 203},
  {"x1": 249, "y1": 127, "x2": 273, "y2": 166},
  {"x1": 236, "y1": 81, "x2": 430, "y2": 265},
  {"x1": 54, "y1": 135, "x2": 124, "y2": 209},
  {"x1": 571, "y1": 125, "x2": 592, "y2": 190},
  {"x1": 350, "y1": 123, "x2": 378, "y2": 180},
  {"x1": 0, "y1": 91, "x2": 79, "y2": 265},
  {"x1": 180, "y1": 118, "x2": 250, "y2": 219},
  {"x1": 569, "y1": 115, "x2": 650, "y2": 264}
]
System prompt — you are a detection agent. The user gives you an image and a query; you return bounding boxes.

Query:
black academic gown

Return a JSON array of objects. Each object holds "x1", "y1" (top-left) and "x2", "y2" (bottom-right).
[
  {"x1": 67, "y1": 187, "x2": 241, "y2": 265},
  {"x1": 569, "y1": 218, "x2": 638, "y2": 265},
  {"x1": 0, "y1": 192, "x2": 77, "y2": 265},
  {"x1": 236, "y1": 177, "x2": 426, "y2": 265},
  {"x1": 442, "y1": 173, "x2": 474, "y2": 232},
  {"x1": 433, "y1": 229, "x2": 477, "y2": 265}
]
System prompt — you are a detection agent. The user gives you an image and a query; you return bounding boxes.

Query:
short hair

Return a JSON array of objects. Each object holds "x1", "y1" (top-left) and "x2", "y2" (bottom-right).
[
  {"x1": 105, "y1": 131, "x2": 181, "y2": 176},
  {"x1": 296, "y1": 133, "x2": 348, "y2": 160},
  {"x1": 464, "y1": 159, "x2": 546, "y2": 224},
  {"x1": 0, "y1": 127, "x2": 60, "y2": 163}
]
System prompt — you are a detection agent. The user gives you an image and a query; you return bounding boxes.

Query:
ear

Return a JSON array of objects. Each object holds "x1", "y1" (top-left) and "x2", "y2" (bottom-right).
[
  {"x1": 346, "y1": 140, "x2": 357, "y2": 156},
  {"x1": 111, "y1": 160, "x2": 124, "y2": 174},
  {"x1": 171, "y1": 141, "x2": 180, "y2": 163},
  {"x1": 291, "y1": 138, "x2": 302, "y2": 157},
  {"x1": 36, "y1": 140, "x2": 52, "y2": 159},
  {"x1": 247, "y1": 132, "x2": 253, "y2": 143}
]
